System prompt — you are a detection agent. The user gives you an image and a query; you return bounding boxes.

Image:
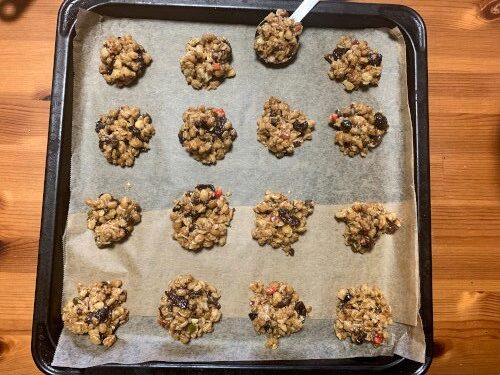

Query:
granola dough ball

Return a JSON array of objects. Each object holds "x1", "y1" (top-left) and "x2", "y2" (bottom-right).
[
  {"x1": 334, "y1": 285, "x2": 393, "y2": 346},
  {"x1": 62, "y1": 280, "x2": 129, "y2": 347},
  {"x1": 329, "y1": 103, "x2": 389, "y2": 157},
  {"x1": 158, "y1": 274, "x2": 222, "y2": 344},
  {"x1": 180, "y1": 33, "x2": 236, "y2": 90},
  {"x1": 335, "y1": 202, "x2": 400, "y2": 253},
  {"x1": 85, "y1": 193, "x2": 141, "y2": 248},
  {"x1": 252, "y1": 191, "x2": 314, "y2": 256},
  {"x1": 170, "y1": 185, "x2": 234, "y2": 251},
  {"x1": 178, "y1": 106, "x2": 237, "y2": 165},
  {"x1": 254, "y1": 9, "x2": 303, "y2": 64},
  {"x1": 325, "y1": 35, "x2": 383, "y2": 91},
  {"x1": 95, "y1": 105, "x2": 155, "y2": 167},
  {"x1": 99, "y1": 35, "x2": 152, "y2": 87},
  {"x1": 257, "y1": 97, "x2": 315, "y2": 158},
  {"x1": 249, "y1": 281, "x2": 311, "y2": 349}
]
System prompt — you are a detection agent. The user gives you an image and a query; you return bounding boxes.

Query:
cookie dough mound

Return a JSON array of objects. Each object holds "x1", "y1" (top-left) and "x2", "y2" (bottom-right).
[
  {"x1": 158, "y1": 274, "x2": 222, "y2": 344},
  {"x1": 334, "y1": 285, "x2": 393, "y2": 346},
  {"x1": 254, "y1": 9, "x2": 303, "y2": 64},
  {"x1": 257, "y1": 97, "x2": 315, "y2": 158},
  {"x1": 335, "y1": 202, "x2": 400, "y2": 253},
  {"x1": 249, "y1": 280, "x2": 311, "y2": 349},
  {"x1": 178, "y1": 106, "x2": 237, "y2": 165},
  {"x1": 329, "y1": 103, "x2": 388, "y2": 157},
  {"x1": 180, "y1": 33, "x2": 236, "y2": 90},
  {"x1": 99, "y1": 35, "x2": 152, "y2": 87},
  {"x1": 85, "y1": 193, "x2": 141, "y2": 247},
  {"x1": 95, "y1": 105, "x2": 155, "y2": 167},
  {"x1": 252, "y1": 191, "x2": 314, "y2": 256},
  {"x1": 170, "y1": 185, "x2": 234, "y2": 251},
  {"x1": 325, "y1": 35, "x2": 382, "y2": 91},
  {"x1": 62, "y1": 280, "x2": 129, "y2": 347}
]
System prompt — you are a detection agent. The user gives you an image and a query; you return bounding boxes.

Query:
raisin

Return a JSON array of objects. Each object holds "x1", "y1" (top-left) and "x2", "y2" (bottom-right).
[
  {"x1": 248, "y1": 312, "x2": 258, "y2": 321},
  {"x1": 195, "y1": 184, "x2": 215, "y2": 191},
  {"x1": 269, "y1": 109, "x2": 279, "y2": 117},
  {"x1": 270, "y1": 117, "x2": 278, "y2": 126},
  {"x1": 304, "y1": 200, "x2": 314, "y2": 209},
  {"x1": 213, "y1": 117, "x2": 226, "y2": 138},
  {"x1": 95, "y1": 121, "x2": 105, "y2": 133},
  {"x1": 294, "y1": 301, "x2": 307, "y2": 317},
  {"x1": 325, "y1": 47, "x2": 348, "y2": 63},
  {"x1": 288, "y1": 248, "x2": 295, "y2": 256},
  {"x1": 207, "y1": 294, "x2": 219, "y2": 306},
  {"x1": 375, "y1": 305, "x2": 382, "y2": 313},
  {"x1": 187, "y1": 211, "x2": 201, "y2": 221},
  {"x1": 178, "y1": 132, "x2": 184, "y2": 145},
  {"x1": 341, "y1": 119, "x2": 352, "y2": 132},
  {"x1": 278, "y1": 208, "x2": 300, "y2": 227},
  {"x1": 92, "y1": 307, "x2": 110, "y2": 323},
  {"x1": 166, "y1": 290, "x2": 189, "y2": 309},
  {"x1": 128, "y1": 126, "x2": 141, "y2": 136},
  {"x1": 352, "y1": 330, "x2": 367, "y2": 345},
  {"x1": 293, "y1": 141, "x2": 301, "y2": 147},
  {"x1": 293, "y1": 120, "x2": 308, "y2": 133},
  {"x1": 374, "y1": 112, "x2": 388, "y2": 130},
  {"x1": 368, "y1": 53, "x2": 383, "y2": 66},
  {"x1": 275, "y1": 296, "x2": 292, "y2": 308},
  {"x1": 172, "y1": 204, "x2": 182, "y2": 212},
  {"x1": 359, "y1": 236, "x2": 374, "y2": 249},
  {"x1": 194, "y1": 119, "x2": 207, "y2": 128},
  {"x1": 343, "y1": 292, "x2": 353, "y2": 303}
]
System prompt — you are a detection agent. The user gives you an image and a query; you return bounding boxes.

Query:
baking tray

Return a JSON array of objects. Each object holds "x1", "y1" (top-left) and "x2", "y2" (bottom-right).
[{"x1": 32, "y1": 0, "x2": 432, "y2": 373}]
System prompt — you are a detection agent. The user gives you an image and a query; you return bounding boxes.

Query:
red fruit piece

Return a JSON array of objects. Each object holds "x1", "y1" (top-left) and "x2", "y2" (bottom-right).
[
  {"x1": 213, "y1": 188, "x2": 223, "y2": 198},
  {"x1": 213, "y1": 108, "x2": 225, "y2": 117},
  {"x1": 212, "y1": 63, "x2": 221, "y2": 70},
  {"x1": 329, "y1": 113, "x2": 339, "y2": 123},
  {"x1": 265, "y1": 286, "x2": 277, "y2": 295},
  {"x1": 373, "y1": 334, "x2": 384, "y2": 345}
]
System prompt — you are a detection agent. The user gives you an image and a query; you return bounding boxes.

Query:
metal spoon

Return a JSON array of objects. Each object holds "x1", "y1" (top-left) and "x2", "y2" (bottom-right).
[{"x1": 255, "y1": 0, "x2": 321, "y2": 65}]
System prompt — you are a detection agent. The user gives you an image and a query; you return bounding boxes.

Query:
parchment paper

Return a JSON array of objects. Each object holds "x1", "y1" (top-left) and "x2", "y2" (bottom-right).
[{"x1": 52, "y1": 9, "x2": 425, "y2": 367}]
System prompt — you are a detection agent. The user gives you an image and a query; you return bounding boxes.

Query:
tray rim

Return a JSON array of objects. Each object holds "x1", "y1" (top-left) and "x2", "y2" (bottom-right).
[{"x1": 32, "y1": 0, "x2": 432, "y2": 373}]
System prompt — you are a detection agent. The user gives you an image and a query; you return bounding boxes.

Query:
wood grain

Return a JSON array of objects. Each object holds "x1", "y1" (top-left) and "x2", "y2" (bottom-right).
[{"x1": 0, "y1": 0, "x2": 499, "y2": 373}]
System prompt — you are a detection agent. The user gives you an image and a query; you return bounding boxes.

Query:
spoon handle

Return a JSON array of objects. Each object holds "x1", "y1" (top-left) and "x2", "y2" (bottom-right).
[{"x1": 290, "y1": 0, "x2": 321, "y2": 22}]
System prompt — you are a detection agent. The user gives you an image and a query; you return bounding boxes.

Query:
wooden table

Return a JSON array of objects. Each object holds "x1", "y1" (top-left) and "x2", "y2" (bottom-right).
[{"x1": 0, "y1": 0, "x2": 498, "y2": 373}]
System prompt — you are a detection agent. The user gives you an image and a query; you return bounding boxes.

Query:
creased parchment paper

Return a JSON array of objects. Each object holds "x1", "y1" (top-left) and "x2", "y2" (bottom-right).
[{"x1": 52, "y1": 9, "x2": 425, "y2": 367}]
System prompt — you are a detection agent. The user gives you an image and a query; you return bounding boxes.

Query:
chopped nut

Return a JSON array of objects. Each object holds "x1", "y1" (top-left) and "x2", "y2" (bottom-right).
[
  {"x1": 158, "y1": 274, "x2": 222, "y2": 343},
  {"x1": 99, "y1": 35, "x2": 152, "y2": 87},
  {"x1": 85, "y1": 193, "x2": 141, "y2": 247},
  {"x1": 96, "y1": 106, "x2": 155, "y2": 167},
  {"x1": 180, "y1": 34, "x2": 235, "y2": 90},
  {"x1": 62, "y1": 280, "x2": 129, "y2": 347},
  {"x1": 252, "y1": 191, "x2": 314, "y2": 256},
  {"x1": 249, "y1": 281, "x2": 310, "y2": 349},
  {"x1": 257, "y1": 97, "x2": 315, "y2": 158},
  {"x1": 335, "y1": 202, "x2": 400, "y2": 253},
  {"x1": 254, "y1": 9, "x2": 303, "y2": 64},
  {"x1": 179, "y1": 106, "x2": 237, "y2": 165},
  {"x1": 334, "y1": 285, "x2": 392, "y2": 346},
  {"x1": 325, "y1": 35, "x2": 382, "y2": 91}
]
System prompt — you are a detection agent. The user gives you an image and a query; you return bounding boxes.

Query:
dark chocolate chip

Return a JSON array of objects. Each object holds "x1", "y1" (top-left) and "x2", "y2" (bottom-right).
[
  {"x1": 248, "y1": 312, "x2": 258, "y2": 321},
  {"x1": 341, "y1": 119, "x2": 352, "y2": 132},
  {"x1": 343, "y1": 292, "x2": 353, "y2": 303}
]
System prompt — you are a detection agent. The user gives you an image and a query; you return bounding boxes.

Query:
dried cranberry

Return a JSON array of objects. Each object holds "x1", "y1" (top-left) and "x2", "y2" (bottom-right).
[
  {"x1": 369, "y1": 53, "x2": 383, "y2": 66},
  {"x1": 341, "y1": 119, "x2": 352, "y2": 132},
  {"x1": 293, "y1": 120, "x2": 308, "y2": 133},
  {"x1": 374, "y1": 112, "x2": 388, "y2": 130},
  {"x1": 294, "y1": 301, "x2": 307, "y2": 317},
  {"x1": 95, "y1": 121, "x2": 105, "y2": 133},
  {"x1": 248, "y1": 312, "x2": 258, "y2": 321}
]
